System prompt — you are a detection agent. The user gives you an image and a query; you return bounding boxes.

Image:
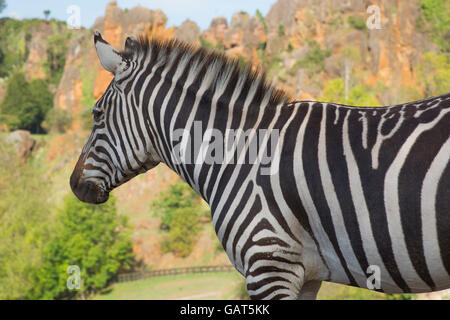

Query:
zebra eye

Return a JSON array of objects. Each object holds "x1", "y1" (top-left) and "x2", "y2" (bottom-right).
[{"x1": 92, "y1": 109, "x2": 103, "y2": 121}]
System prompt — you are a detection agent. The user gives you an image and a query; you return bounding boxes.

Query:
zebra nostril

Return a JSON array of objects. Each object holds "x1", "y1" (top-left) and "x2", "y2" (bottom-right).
[{"x1": 71, "y1": 179, "x2": 109, "y2": 204}]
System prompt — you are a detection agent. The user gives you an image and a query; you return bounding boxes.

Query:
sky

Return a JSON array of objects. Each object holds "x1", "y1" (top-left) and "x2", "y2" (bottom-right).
[{"x1": 0, "y1": 0, "x2": 278, "y2": 30}]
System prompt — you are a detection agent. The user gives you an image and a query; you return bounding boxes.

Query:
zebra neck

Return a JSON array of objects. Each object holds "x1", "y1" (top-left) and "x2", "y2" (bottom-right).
[{"x1": 151, "y1": 87, "x2": 272, "y2": 201}]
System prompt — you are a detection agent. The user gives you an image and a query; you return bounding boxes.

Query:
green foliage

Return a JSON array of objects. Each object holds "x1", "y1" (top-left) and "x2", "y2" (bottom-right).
[
  {"x1": 0, "y1": 19, "x2": 32, "y2": 77},
  {"x1": 348, "y1": 15, "x2": 366, "y2": 30},
  {"x1": 161, "y1": 207, "x2": 201, "y2": 257},
  {"x1": 294, "y1": 41, "x2": 331, "y2": 77},
  {"x1": 235, "y1": 54, "x2": 248, "y2": 70},
  {"x1": 278, "y1": 23, "x2": 285, "y2": 37},
  {"x1": 199, "y1": 35, "x2": 214, "y2": 48},
  {"x1": 287, "y1": 42, "x2": 294, "y2": 53},
  {"x1": 0, "y1": 138, "x2": 133, "y2": 299},
  {"x1": 0, "y1": 138, "x2": 52, "y2": 299},
  {"x1": 320, "y1": 78, "x2": 380, "y2": 106},
  {"x1": 79, "y1": 63, "x2": 97, "y2": 130},
  {"x1": 43, "y1": 10, "x2": 51, "y2": 20},
  {"x1": 257, "y1": 42, "x2": 268, "y2": 67},
  {"x1": 151, "y1": 181, "x2": 209, "y2": 257},
  {"x1": 420, "y1": 0, "x2": 450, "y2": 51},
  {"x1": 152, "y1": 181, "x2": 204, "y2": 230},
  {"x1": 34, "y1": 195, "x2": 134, "y2": 299},
  {"x1": 387, "y1": 293, "x2": 417, "y2": 300},
  {"x1": 43, "y1": 31, "x2": 72, "y2": 85},
  {"x1": 417, "y1": 52, "x2": 450, "y2": 96},
  {"x1": 80, "y1": 65, "x2": 96, "y2": 108},
  {"x1": 255, "y1": 9, "x2": 268, "y2": 34},
  {"x1": 41, "y1": 107, "x2": 72, "y2": 133},
  {"x1": 199, "y1": 35, "x2": 225, "y2": 51},
  {"x1": 0, "y1": 71, "x2": 53, "y2": 133},
  {"x1": 329, "y1": 16, "x2": 344, "y2": 30},
  {"x1": 0, "y1": 18, "x2": 70, "y2": 81}
]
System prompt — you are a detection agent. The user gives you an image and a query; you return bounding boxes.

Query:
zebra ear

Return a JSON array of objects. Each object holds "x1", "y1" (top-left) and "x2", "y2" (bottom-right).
[
  {"x1": 94, "y1": 31, "x2": 128, "y2": 75},
  {"x1": 123, "y1": 35, "x2": 139, "y2": 59}
]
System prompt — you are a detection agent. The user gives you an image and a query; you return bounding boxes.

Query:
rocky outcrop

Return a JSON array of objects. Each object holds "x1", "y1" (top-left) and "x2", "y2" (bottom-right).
[
  {"x1": 54, "y1": 0, "x2": 439, "y2": 119},
  {"x1": 174, "y1": 19, "x2": 200, "y2": 44},
  {"x1": 202, "y1": 17, "x2": 228, "y2": 47},
  {"x1": 24, "y1": 22, "x2": 66, "y2": 81},
  {"x1": 5, "y1": 130, "x2": 36, "y2": 160},
  {"x1": 54, "y1": 1, "x2": 174, "y2": 130}
]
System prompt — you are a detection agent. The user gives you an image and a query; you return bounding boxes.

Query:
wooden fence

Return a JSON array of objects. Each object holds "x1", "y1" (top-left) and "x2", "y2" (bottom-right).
[{"x1": 117, "y1": 265, "x2": 235, "y2": 283}]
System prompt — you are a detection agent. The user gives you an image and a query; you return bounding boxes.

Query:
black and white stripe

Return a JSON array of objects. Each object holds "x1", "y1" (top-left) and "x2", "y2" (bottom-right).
[{"x1": 71, "y1": 32, "x2": 450, "y2": 299}]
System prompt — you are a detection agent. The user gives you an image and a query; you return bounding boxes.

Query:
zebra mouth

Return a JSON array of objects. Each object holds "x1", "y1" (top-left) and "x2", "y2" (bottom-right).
[{"x1": 70, "y1": 176, "x2": 109, "y2": 204}]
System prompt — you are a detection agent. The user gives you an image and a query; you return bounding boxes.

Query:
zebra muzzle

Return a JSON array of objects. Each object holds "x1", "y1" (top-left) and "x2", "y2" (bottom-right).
[{"x1": 70, "y1": 175, "x2": 109, "y2": 204}]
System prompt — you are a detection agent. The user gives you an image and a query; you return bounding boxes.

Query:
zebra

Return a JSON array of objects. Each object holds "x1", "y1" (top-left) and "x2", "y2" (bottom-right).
[{"x1": 70, "y1": 31, "x2": 450, "y2": 300}]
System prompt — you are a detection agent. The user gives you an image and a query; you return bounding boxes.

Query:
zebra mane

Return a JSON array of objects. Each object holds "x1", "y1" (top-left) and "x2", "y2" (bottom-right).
[{"x1": 120, "y1": 35, "x2": 292, "y2": 107}]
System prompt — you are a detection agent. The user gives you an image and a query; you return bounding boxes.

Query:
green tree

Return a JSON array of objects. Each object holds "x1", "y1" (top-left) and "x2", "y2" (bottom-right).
[
  {"x1": 342, "y1": 46, "x2": 361, "y2": 99},
  {"x1": 420, "y1": 0, "x2": 450, "y2": 52},
  {"x1": 320, "y1": 78, "x2": 380, "y2": 106},
  {"x1": 417, "y1": 52, "x2": 450, "y2": 97},
  {"x1": 294, "y1": 41, "x2": 331, "y2": 77},
  {"x1": 44, "y1": 32, "x2": 72, "y2": 85},
  {"x1": 151, "y1": 181, "x2": 204, "y2": 230},
  {"x1": 151, "y1": 181, "x2": 209, "y2": 257},
  {"x1": 33, "y1": 195, "x2": 134, "y2": 299},
  {"x1": 163, "y1": 207, "x2": 202, "y2": 257},
  {"x1": 43, "y1": 10, "x2": 51, "y2": 20},
  {"x1": 0, "y1": 72, "x2": 53, "y2": 133}
]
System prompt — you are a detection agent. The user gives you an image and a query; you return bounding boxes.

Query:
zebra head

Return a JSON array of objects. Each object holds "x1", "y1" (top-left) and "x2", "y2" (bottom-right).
[{"x1": 70, "y1": 31, "x2": 160, "y2": 204}]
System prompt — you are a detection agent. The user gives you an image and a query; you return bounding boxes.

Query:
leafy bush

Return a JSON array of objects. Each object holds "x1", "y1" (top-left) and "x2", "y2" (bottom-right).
[
  {"x1": 0, "y1": 71, "x2": 53, "y2": 133},
  {"x1": 387, "y1": 293, "x2": 417, "y2": 300},
  {"x1": 294, "y1": 41, "x2": 331, "y2": 77},
  {"x1": 0, "y1": 137, "x2": 52, "y2": 299},
  {"x1": 199, "y1": 35, "x2": 214, "y2": 48},
  {"x1": 44, "y1": 31, "x2": 72, "y2": 85},
  {"x1": 348, "y1": 15, "x2": 366, "y2": 30},
  {"x1": 162, "y1": 207, "x2": 201, "y2": 257},
  {"x1": 320, "y1": 78, "x2": 380, "y2": 106},
  {"x1": 34, "y1": 195, "x2": 134, "y2": 299},
  {"x1": 152, "y1": 181, "x2": 209, "y2": 257},
  {"x1": 151, "y1": 182, "x2": 202, "y2": 230},
  {"x1": 278, "y1": 23, "x2": 285, "y2": 36},
  {"x1": 420, "y1": 0, "x2": 450, "y2": 52},
  {"x1": 42, "y1": 107, "x2": 72, "y2": 133},
  {"x1": 417, "y1": 52, "x2": 450, "y2": 96}
]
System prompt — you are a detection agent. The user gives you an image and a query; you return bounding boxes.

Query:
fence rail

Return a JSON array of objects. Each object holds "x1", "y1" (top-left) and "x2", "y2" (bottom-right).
[{"x1": 117, "y1": 265, "x2": 235, "y2": 283}]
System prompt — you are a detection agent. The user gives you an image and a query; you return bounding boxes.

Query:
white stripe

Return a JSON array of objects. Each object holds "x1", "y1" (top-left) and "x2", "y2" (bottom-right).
[
  {"x1": 384, "y1": 108, "x2": 450, "y2": 291},
  {"x1": 422, "y1": 136, "x2": 450, "y2": 288},
  {"x1": 294, "y1": 103, "x2": 348, "y2": 283},
  {"x1": 342, "y1": 110, "x2": 400, "y2": 292},
  {"x1": 318, "y1": 105, "x2": 367, "y2": 287}
]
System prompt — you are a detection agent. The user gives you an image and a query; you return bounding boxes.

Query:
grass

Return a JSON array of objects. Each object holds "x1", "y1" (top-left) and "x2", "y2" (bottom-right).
[
  {"x1": 95, "y1": 271, "x2": 245, "y2": 300},
  {"x1": 95, "y1": 270, "x2": 390, "y2": 300},
  {"x1": 318, "y1": 282, "x2": 387, "y2": 300}
]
